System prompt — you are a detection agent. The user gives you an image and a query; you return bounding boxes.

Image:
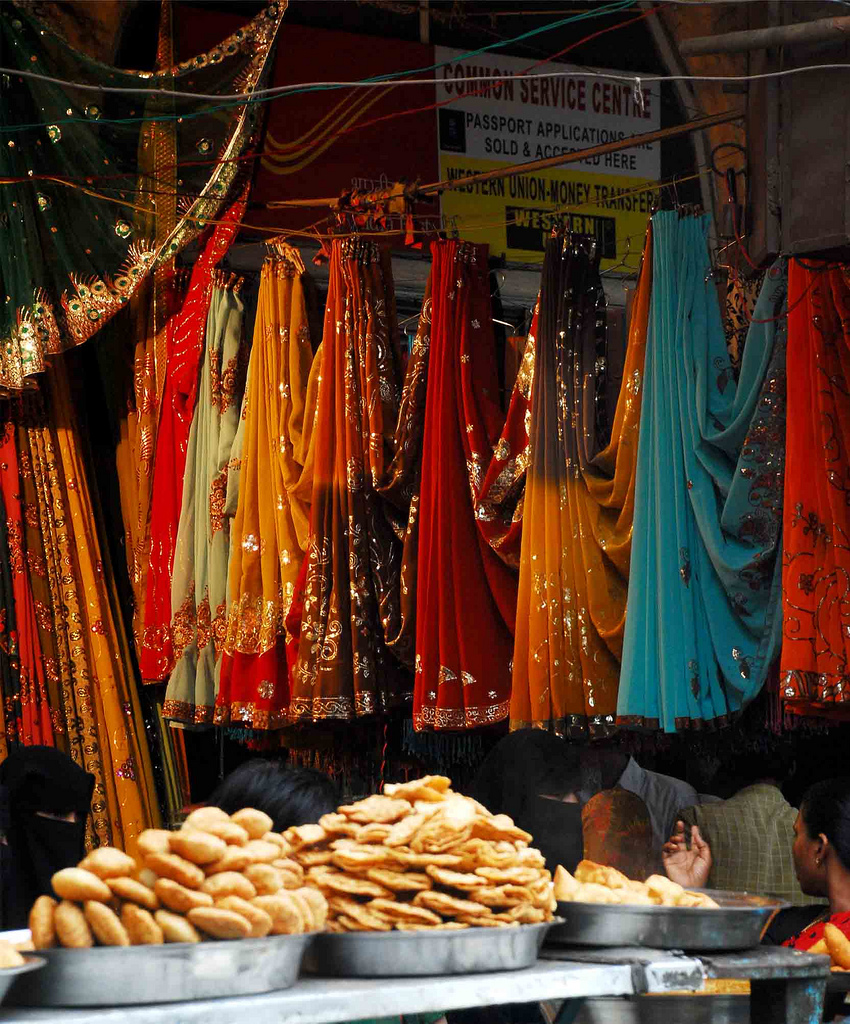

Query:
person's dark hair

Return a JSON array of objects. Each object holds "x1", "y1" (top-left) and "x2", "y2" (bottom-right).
[
  {"x1": 208, "y1": 760, "x2": 338, "y2": 832},
  {"x1": 711, "y1": 744, "x2": 797, "y2": 801},
  {"x1": 800, "y1": 777, "x2": 850, "y2": 870}
]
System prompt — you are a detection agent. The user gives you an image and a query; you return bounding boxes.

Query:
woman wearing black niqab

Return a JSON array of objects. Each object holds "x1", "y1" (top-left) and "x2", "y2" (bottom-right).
[{"x1": 0, "y1": 746, "x2": 95, "y2": 928}]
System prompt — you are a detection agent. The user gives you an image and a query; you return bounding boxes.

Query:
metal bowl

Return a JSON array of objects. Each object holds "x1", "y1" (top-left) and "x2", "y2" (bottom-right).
[
  {"x1": 306, "y1": 920, "x2": 555, "y2": 977},
  {"x1": 6, "y1": 934, "x2": 312, "y2": 1008},
  {"x1": 548, "y1": 891, "x2": 781, "y2": 951},
  {"x1": 0, "y1": 958, "x2": 45, "y2": 1005}
]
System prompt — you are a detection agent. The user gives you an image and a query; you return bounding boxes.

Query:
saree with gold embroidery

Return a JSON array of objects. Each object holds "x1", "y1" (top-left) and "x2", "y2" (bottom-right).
[
  {"x1": 164, "y1": 274, "x2": 249, "y2": 727},
  {"x1": 291, "y1": 238, "x2": 407, "y2": 722},
  {"x1": 216, "y1": 248, "x2": 319, "y2": 730},
  {"x1": 508, "y1": 229, "x2": 651, "y2": 734}
]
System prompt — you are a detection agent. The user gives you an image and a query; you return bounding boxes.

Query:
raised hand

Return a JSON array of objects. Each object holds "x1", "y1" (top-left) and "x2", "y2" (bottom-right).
[{"x1": 662, "y1": 820, "x2": 712, "y2": 890}]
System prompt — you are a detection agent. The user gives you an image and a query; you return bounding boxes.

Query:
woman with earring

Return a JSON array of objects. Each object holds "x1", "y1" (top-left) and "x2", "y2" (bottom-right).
[{"x1": 663, "y1": 777, "x2": 850, "y2": 947}]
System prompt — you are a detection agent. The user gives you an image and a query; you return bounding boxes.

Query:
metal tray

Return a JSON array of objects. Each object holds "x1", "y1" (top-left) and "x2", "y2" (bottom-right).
[
  {"x1": 572, "y1": 995, "x2": 749, "y2": 1024},
  {"x1": 7, "y1": 933, "x2": 312, "y2": 1008},
  {"x1": 305, "y1": 920, "x2": 555, "y2": 977},
  {"x1": 547, "y1": 891, "x2": 781, "y2": 952},
  {"x1": 0, "y1": 958, "x2": 44, "y2": 1005}
]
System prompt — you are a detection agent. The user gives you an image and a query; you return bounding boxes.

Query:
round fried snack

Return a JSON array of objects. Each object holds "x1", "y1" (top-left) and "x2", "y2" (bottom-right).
[
  {"x1": 154, "y1": 910, "x2": 201, "y2": 944},
  {"x1": 316, "y1": 872, "x2": 392, "y2": 900},
  {"x1": 368, "y1": 898, "x2": 443, "y2": 926},
  {"x1": 55, "y1": 901, "x2": 94, "y2": 948},
  {"x1": 357, "y1": 823, "x2": 393, "y2": 844},
  {"x1": 253, "y1": 893, "x2": 304, "y2": 935},
  {"x1": 413, "y1": 890, "x2": 493, "y2": 918},
  {"x1": 136, "y1": 829, "x2": 172, "y2": 859},
  {"x1": 29, "y1": 895, "x2": 58, "y2": 949},
  {"x1": 244, "y1": 863, "x2": 283, "y2": 896},
  {"x1": 154, "y1": 878, "x2": 214, "y2": 914},
  {"x1": 389, "y1": 850, "x2": 463, "y2": 870},
  {"x1": 83, "y1": 901, "x2": 130, "y2": 947},
  {"x1": 188, "y1": 906, "x2": 252, "y2": 940},
  {"x1": 121, "y1": 903, "x2": 164, "y2": 945},
  {"x1": 273, "y1": 860, "x2": 304, "y2": 889},
  {"x1": 471, "y1": 885, "x2": 534, "y2": 908},
  {"x1": 242, "y1": 839, "x2": 281, "y2": 865},
  {"x1": 52, "y1": 867, "x2": 112, "y2": 903},
  {"x1": 826, "y1": 923, "x2": 850, "y2": 970},
  {"x1": 298, "y1": 887, "x2": 328, "y2": 931},
  {"x1": 204, "y1": 846, "x2": 252, "y2": 876},
  {"x1": 331, "y1": 845, "x2": 394, "y2": 871},
  {"x1": 230, "y1": 808, "x2": 273, "y2": 840},
  {"x1": 146, "y1": 852, "x2": 205, "y2": 890},
  {"x1": 205, "y1": 821, "x2": 250, "y2": 847},
  {"x1": 383, "y1": 775, "x2": 452, "y2": 801},
  {"x1": 338, "y1": 795, "x2": 411, "y2": 825},
  {"x1": 169, "y1": 830, "x2": 228, "y2": 866},
  {"x1": 107, "y1": 877, "x2": 160, "y2": 912},
  {"x1": 136, "y1": 868, "x2": 158, "y2": 890},
  {"x1": 426, "y1": 865, "x2": 488, "y2": 890},
  {"x1": 215, "y1": 896, "x2": 273, "y2": 938},
  {"x1": 476, "y1": 866, "x2": 546, "y2": 886},
  {"x1": 318, "y1": 813, "x2": 362, "y2": 839},
  {"x1": 289, "y1": 889, "x2": 317, "y2": 932},
  {"x1": 327, "y1": 896, "x2": 391, "y2": 932},
  {"x1": 0, "y1": 941, "x2": 25, "y2": 968},
  {"x1": 296, "y1": 850, "x2": 334, "y2": 868},
  {"x1": 366, "y1": 868, "x2": 432, "y2": 893},
  {"x1": 383, "y1": 814, "x2": 427, "y2": 848},
  {"x1": 80, "y1": 847, "x2": 138, "y2": 880},
  {"x1": 200, "y1": 871, "x2": 257, "y2": 901},
  {"x1": 182, "y1": 806, "x2": 231, "y2": 832}
]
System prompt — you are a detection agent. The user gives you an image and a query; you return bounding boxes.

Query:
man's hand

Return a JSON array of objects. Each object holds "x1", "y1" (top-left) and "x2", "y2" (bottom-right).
[{"x1": 662, "y1": 820, "x2": 712, "y2": 890}]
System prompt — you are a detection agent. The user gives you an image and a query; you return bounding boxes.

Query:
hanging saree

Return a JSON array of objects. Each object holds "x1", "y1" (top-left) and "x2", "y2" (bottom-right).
[
  {"x1": 139, "y1": 201, "x2": 246, "y2": 682},
  {"x1": 413, "y1": 240, "x2": 517, "y2": 731},
  {"x1": 509, "y1": 229, "x2": 652, "y2": 735},
  {"x1": 0, "y1": 3, "x2": 283, "y2": 393},
  {"x1": 0, "y1": 415, "x2": 55, "y2": 749},
  {"x1": 618, "y1": 212, "x2": 787, "y2": 732},
  {"x1": 216, "y1": 248, "x2": 319, "y2": 730},
  {"x1": 291, "y1": 238, "x2": 407, "y2": 722},
  {"x1": 163, "y1": 273, "x2": 249, "y2": 727},
  {"x1": 11, "y1": 370, "x2": 159, "y2": 854},
  {"x1": 781, "y1": 262, "x2": 850, "y2": 717}
]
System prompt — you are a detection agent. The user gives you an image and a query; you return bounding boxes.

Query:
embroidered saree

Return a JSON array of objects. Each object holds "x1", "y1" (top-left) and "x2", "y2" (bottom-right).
[
  {"x1": 139, "y1": 201, "x2": 246, "y2": 682},
  {"x1": 164, "y1": 274, "x2": 248, "y2": 727},
  {"x1": 217, "y1": 248, "x2": 319, "y2": 730},
  {"x1": 618, "y1": 213, "x2": 787, "y2": 731},
  {"x1": 292, "y1": 238, "x2": 407, "y2": 721},
  {"x1": 781, "y1": 262, "x2": 850, "y2": 716},
  {"x1": 509, "y1": 229, "x2": 652, "y2": 735},
  {"x1": 0, "y1": 3, "x2": 283, "y2": 393},
  {"x1": 413, "y1": 240, "x2": 517, "y2": 730}
]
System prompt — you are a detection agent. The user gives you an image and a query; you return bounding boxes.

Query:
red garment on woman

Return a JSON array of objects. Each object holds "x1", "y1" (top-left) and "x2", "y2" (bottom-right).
[
  {"x1": 413, "y1": 240, "x2": 517, "y2": 730},
  {"x1": 139, "y1": 198, "x2": 246, "y2": 681},
  {"x1": 783, "y1": 911, "x2": 850, "y2": 950},
  {"x1": 0, "y1": 418, "x2": 54, "y2": 746}
]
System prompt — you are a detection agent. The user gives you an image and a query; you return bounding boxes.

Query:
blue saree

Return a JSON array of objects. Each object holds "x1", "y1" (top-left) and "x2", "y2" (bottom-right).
[{"x1": 617, "y1": 212, "x2": 787, "y2": 731}]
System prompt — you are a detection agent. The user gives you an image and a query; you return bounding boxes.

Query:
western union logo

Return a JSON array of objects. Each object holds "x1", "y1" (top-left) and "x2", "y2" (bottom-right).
[{"x1": 506, "y1": 206, "x2": 616, "y2": 256}]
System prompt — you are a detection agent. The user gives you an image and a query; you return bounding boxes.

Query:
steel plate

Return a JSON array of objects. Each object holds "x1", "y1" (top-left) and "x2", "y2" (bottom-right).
[
  {"x1": 547, "y1": 891, "x2": 781, "y2": 951},
  {"x1": 0, "y1": 958, "x2": 44, "y2": 1005},
  {"x1": 6, "y1": 934, "x2": 312, "y2": 1008},
  {"x1": 306, "y1": 920, "x2": 555, "y2": 977},
  {"x1": 572, "y1": 995, "x2": 749, "y2": 1024}
]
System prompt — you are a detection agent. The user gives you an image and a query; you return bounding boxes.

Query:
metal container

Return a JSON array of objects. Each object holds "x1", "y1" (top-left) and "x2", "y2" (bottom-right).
[
  {"x1": 0, "y1": 959, "x2": 44, "y2": 1005},
  {"x1": 306, "y1": 921, "x2": 554, "y2": 977},
  {"x1": 547, "y1": 891, "x2": 780, "y2": 952},
  {"x1": 572, "y1": 995, "x2": 749, "y2": 1024},
  {"x1": 7, "y1": 934, "x2": 312, "y2": 1007}
]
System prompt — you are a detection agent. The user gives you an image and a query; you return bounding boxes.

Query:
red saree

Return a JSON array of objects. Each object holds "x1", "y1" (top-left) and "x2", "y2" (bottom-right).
[
  {"x1": 413, "y1": 240, "x2": 517, "y2": 730},
  {"x1": 782, "y1": 261, "x2": 850, "y2": 717},
  {"x1": 139, "y1": 197, "x2": 246, "y2": 682}
]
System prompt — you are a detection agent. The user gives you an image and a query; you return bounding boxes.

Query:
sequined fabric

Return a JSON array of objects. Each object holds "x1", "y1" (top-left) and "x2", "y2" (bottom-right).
[
  {"x1": 781, "y1": 261, "x2": 850, "y2": 718},
  {"x1": 216, "y1": 248, "x2": 319, "y2": 730},
  {"x1": 413, "y1": 240, "x2": 517, "y2": 731},
  {"x1": 617, "y1": 212, "x2": 787, "y2": 732},
  {"x1": 510, "y1": 228, "x2": 652, "y2": 736},
  {"x1": 291, "y1": 238, "x2": 408, "y2": 722},
  {"x1": 164, "y1": 275, "x2": 248, "y2": 727}
]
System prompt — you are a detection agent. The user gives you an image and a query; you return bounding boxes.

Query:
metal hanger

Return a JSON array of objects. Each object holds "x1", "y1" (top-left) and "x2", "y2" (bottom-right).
[{"x1": 600, "y1": 235, "x2": 634, "y2": 277}]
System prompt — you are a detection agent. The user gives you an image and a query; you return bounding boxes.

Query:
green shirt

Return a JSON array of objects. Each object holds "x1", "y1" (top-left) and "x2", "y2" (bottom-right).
[{"x1": 679, "y1": 784, "x2": 820, "y2": 905}]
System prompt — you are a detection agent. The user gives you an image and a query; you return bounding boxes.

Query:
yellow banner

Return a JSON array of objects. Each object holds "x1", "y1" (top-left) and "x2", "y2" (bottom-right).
[{"x1": 439, "y1": 155, "x2": 657, "y2": 270}]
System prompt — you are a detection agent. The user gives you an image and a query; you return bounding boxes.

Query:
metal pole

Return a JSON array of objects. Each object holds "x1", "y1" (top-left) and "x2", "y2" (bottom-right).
[{"x1": 680, "y1": 15, "x2": 850, "y2": 56}]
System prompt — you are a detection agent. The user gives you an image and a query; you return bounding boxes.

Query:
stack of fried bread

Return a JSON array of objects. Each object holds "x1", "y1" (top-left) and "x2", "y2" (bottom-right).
[
  {"x1": 285, "y1": 775, "x2": 556, "y2": 932},
  {"x1": 554, "y1": 860, "x2": 720, "y2": 909},
  {"x1": 28, "y1": 806, "x2": 327, "y2": 948},
  {"x1": 809, "y1": 924, "x2": 850, "y2": 972}
]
